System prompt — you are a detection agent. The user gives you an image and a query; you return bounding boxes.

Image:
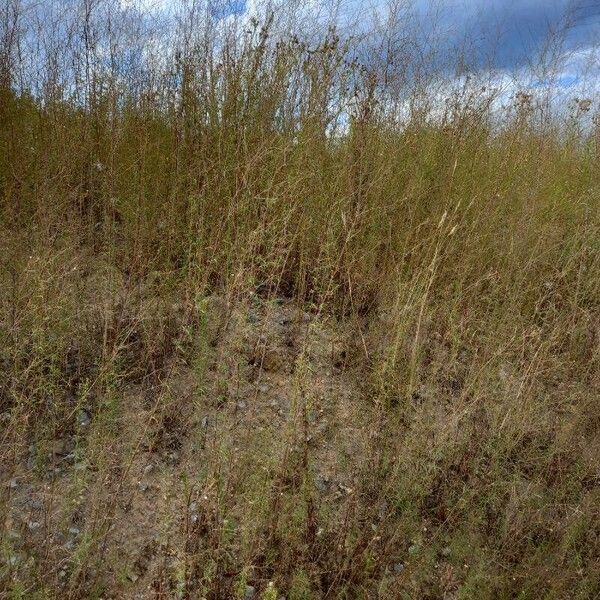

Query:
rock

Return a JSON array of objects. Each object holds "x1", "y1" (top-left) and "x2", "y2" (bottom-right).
[
  {"x1": 27, "y1": 498, "x2": 43, "y2": 511},
  {"x1": 201, "y1": 416, "x2": 209, "y2": 428},
  {"x1": 78, "y1": 409, "x2": 91, "y2": 427},
  {"x1": 50, "y1": 438, "x2": 74, "y2": 458},
  {"x1": 68, "y1": 527, "x2": 80, "y2": 536},
  {"x1": 237, "y1": 401, "x2": 247, "y2": 411},
  {"x1": 244, "y1": 585, "x2": 256, "y2": 600},
  {"x1": 393, "y1": 562, "x2": 405, "y2": 574},
  {"x1": 28, "y1": 521, "x2": 41, "y2": 531},
  {"x1": 7, "y1": 478, "x2": 19, "y2": 489},
  {"x1": 258, "y1": 384, "x2": 270, "y2": 394},
  {"x1": 314, "y1": 475, "x2": 329, "y2": 493},
  {"x1": 138, "y1": 482, "x2": 150, "y2": 492},
  {"x1": 143, "y1": 464, "x2": 155, "y2": 476},
  {"x1": 378, "y1": 501, "x2": 389, "y2": 519},
  {"x1": 261, "y1": 349, "x2": 284, "y2": 372},
  {"x1": 337, "y1": 483, "x2": 353, "y2": 495}
]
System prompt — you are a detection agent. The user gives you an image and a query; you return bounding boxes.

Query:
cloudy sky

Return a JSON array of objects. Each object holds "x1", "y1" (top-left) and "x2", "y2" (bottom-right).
[
  {"x1": 204, "y1": 0, "x2": 600, "y2": 80},
  {"x1": 67, "y1": 0, "x2": 600, "y2": 102}
]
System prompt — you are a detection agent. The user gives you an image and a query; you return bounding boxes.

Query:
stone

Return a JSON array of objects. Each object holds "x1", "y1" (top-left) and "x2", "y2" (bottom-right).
[
  {"x1": 8, "y1": 530, "x2": 21, "y2": 541},
  {"x1": 50, "y1": 438, "x2": 73, "y2": 458},
  {"x1": 244, "y1": 585, "x2": 256, "y2": 600},
  {"x1": 78, "y1": 409, "x2": 91, "y2": 427},
  {"x1": 314, "y1": 475, "x2": 329, "y2": 493},
  {"x1": 27, "y1": 499, "x2": 43, "y2": 511}
]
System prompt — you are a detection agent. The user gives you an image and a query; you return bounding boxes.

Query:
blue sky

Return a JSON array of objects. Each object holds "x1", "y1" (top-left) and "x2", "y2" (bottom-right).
[
  {"x1": 411, "y1": 0, "x2": 600, "y2": 71},
  {"x1": 142, "y1": 1, "x2": 600, "y2": 67},
  {"x1": 110, "y1": 0, "x2": 600, "y2": 96},
  {"x1": 210, "y1": 0, "x2": 600, "y2": 77},
  {"x1": 209, "y1": 0, "x2": 246, "y2": 19}
]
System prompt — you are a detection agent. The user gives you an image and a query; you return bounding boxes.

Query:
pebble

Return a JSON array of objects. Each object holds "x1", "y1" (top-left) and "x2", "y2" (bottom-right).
[
  {"x1": 244, "y1": 585, "x2": 256, "y2": 600},
  {"x1": 8, "y1": 530, "x2": 21, "y2": 541},
  {"x1": 314, "y1": 475, "x2": 329, "y2": 492},
  {"x1": 8, "y1": 555, "x2": 20, "y2": 567},
  {"x1": 50, "y1": 438, "x2": 72, "y2": 457},
  {"x1": 27, "y1": 499, "x2": 43, "y2": 511},
  {"x1": 78, "y1": 409, "x2": 91, "y2": 427}
]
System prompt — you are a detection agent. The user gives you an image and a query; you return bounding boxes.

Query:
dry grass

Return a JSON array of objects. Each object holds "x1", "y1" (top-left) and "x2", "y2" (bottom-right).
[{"x1": 1, "y1": 1, "x2": 599, "y2": 598}]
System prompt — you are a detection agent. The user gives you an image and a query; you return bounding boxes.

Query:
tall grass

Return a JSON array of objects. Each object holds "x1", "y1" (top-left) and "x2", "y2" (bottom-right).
[{"x1": 1, "y1": 0, "x2": 599, "y2": 598}]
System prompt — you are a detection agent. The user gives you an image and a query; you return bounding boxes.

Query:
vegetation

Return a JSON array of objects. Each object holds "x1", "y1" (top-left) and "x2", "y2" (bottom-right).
[{"x1": 0, "y1": 1, "x2": 599, "y2": 598}]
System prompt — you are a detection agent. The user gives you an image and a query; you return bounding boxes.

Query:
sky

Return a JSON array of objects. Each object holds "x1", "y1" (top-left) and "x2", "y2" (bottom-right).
[
  {"x1": 171, "y1": 0, "x2": 600, "y2": 81},
  {"x1": 41, "y1": 0, "x2": 600, "y2": 105},
  {"x1": 410, "y1": 0, "x2": 600, "y2": 72}
]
